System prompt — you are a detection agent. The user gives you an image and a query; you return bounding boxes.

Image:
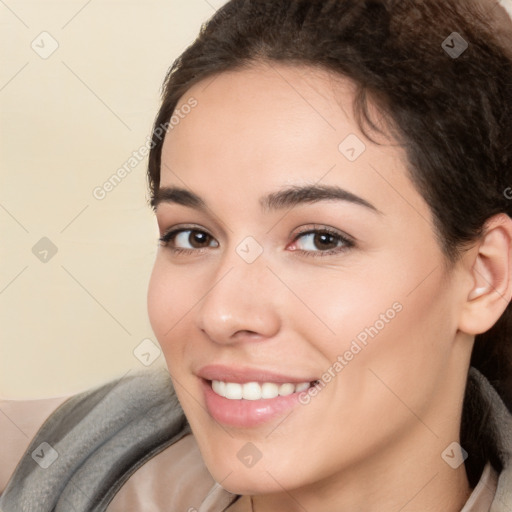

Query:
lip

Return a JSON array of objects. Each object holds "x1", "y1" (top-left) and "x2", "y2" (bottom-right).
[
  {"x1": 197, "y1": 364, "x2": 318, "y2": 428},
  {"x1": 197, "y1": 364, "x2": 317, "y2": 384},
  {"x1": 201, "y1": 379, "x2": 309, "y2": 428}
]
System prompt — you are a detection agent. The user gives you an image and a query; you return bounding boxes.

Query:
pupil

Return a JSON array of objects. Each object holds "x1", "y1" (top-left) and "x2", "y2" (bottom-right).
[
  {"x1": 191, "y1": 232, "x2": 208, "y2": 247},
  {"x1": 315, "y1": 233, "x2": 336, "y2": 250}
]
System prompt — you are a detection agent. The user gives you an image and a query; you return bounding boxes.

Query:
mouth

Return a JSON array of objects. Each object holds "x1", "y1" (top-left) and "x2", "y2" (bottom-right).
[
  {"x1": 199, "y1": 374, "x2": 320, "y2": 428},
  {"x1": 209, "y1": 379, "x2": 318, "y2": 400}
]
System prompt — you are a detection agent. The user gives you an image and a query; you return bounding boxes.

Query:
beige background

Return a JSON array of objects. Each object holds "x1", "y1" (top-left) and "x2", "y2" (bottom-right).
[{"x1": 1, "y1": 0, "x2": 228, "y2": 399}]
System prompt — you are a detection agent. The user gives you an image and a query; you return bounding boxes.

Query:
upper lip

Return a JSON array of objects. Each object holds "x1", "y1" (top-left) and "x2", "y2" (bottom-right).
[{"x1": 197, "y1": 364, "x2": 317, "y2": 384}]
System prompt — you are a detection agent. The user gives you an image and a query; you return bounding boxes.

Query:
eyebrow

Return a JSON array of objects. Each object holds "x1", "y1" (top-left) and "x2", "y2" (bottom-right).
[{"x1": 151, "y1": 184, "x2": 381, "y2": 214}]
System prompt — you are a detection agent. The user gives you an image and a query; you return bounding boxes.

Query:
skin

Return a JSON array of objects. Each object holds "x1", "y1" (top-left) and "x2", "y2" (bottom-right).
[{"x1": 147, "y1": 62, "x2": 512, "y2": 511}]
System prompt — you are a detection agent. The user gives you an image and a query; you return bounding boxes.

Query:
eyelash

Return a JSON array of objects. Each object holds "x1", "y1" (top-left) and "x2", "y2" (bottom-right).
[{"x1": 158, "y1": 225, "x2": 355, "y2": 258}]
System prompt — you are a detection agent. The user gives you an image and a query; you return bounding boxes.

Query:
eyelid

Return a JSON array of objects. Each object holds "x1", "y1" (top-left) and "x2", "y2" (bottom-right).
[
  {"x1": 292, "y1": 224, "x2": 355, "y2": 242},
  {"x1": 158, "y1": 224, "x2": 218, "y2": 250},
  {"x1": 288, "y1": 225, "x2": 355, "y2": 257},
  {"x1": 159, "y1": 223, "x2": 210, "y2": 238},
  {"x1": 155, "y1": 208, "x2": 229, "y2": 242}
]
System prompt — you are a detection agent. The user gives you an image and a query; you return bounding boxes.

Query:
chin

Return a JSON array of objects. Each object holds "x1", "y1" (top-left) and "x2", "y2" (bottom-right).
[
  {"x1": 200, "y1": 444, "x2": 302, "y2": 494},
  {"x1": 210, "y1": 468, "x2": 285, "y2": 496}
]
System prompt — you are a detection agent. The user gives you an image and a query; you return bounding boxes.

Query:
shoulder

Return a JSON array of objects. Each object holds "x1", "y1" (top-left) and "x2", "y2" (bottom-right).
[
  {"x1": 0, "y1": 394, "x2": 72, "y2": 494},
  {"x1": 0, "y1": 368, "x2": 193, "y2": 511},
  {"x1": 467, "y1": 368, "x2": 512, "y2": 510}
]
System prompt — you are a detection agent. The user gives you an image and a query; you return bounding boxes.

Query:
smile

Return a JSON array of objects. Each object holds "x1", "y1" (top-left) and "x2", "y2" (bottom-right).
[
  {"x1": 201, "y1": 377, "x2": 320, "y2": 428},
  {"x1": 211, "y1": 380, "x2": 313, "y2": 400}
]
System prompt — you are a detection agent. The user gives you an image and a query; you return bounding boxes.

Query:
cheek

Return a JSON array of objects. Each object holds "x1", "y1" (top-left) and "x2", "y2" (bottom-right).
[
  {"x1": 284, "y1": 248, "x2": 455, "y2": 385},
  {"x1": 147, "y1": 259, "x2": 197, "y2": 363},
  {"x1": 147, "y1": 260, "x2": 170, "y2": 341},
  {"x1": 324, "y1": 259, "x2": 457, "y2": 429},
  {"x1": 268, "y1": 257, "x2": 406, "y2": 355}
]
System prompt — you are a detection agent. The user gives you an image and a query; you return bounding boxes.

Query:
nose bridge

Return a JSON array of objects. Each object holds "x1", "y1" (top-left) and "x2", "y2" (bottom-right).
[{"x1": 196, "y1": 241, "x2": 281, "y2": 343}]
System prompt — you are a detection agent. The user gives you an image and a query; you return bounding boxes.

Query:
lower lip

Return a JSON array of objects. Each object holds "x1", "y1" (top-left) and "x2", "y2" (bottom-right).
[{"x1": 201, "y1": 379, "x2": 305, "y2": 428}]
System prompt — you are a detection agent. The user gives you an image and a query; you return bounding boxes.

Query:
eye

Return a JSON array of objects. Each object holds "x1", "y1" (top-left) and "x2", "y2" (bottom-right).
[
  {"x1": 289, "y1": 226, "x2": 354, "y2": 257},
  {"x1": 159, "y1": 227, "x2": 219, "y2": 254},
  {"x1": 158, "y1": 225, "x2": 354, "y2": 257}
]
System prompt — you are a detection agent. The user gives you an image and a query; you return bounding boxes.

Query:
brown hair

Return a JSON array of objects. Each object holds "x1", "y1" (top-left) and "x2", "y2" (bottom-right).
[{"x1": 147, "y1": 0, "x2": 512, "y2": 485}]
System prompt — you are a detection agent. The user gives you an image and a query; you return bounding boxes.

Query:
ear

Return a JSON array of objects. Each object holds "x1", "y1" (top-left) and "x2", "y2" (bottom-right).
[{"x1": 458, "y1": 213, "x2": 512, "y2": 335}]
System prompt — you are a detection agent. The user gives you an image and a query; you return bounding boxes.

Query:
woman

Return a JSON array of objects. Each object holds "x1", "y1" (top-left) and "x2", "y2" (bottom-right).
[{"x1": 1, "y1": 0, "x2": 511, "y2": 510}]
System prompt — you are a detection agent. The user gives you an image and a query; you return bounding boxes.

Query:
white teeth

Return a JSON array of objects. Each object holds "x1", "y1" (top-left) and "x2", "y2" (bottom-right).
[
  {"x1": 211, "y1": 380, "x2": 226, "y2": 396},
  {"x1": 295, "y1": 382, "x2": 310, "y2": 393},
  {"x1": 261, "y1": 382, "x2": 279, "y2": 399},
  {"x1": 278, "y1": 383, "x2": 295, "y2": 396},
  {"x1": 211, "y1": 380, "x2": 312, "y2": 400},
  {"x1": 242, "y1": 382, "x2": 262, "y2": 400},
  {"x1": 225, "y1": 382, "x2": 243, "y2": 399}
]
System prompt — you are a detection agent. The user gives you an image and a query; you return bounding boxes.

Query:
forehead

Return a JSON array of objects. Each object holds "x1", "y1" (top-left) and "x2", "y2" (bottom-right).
[
  {"x1": 159, "y1": 62, "x2": 429, "y2": 221},
  {"x1": 163, "y1": 63, "x2": 357, "y2": 168}
]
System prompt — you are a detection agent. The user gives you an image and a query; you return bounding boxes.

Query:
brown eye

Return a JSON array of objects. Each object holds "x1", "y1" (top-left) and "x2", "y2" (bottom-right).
[
  {"x1": 159, "y1": 229, "x2": 219, "y2": 251},
  {"x1": 187, "y1": 231, "x2": 211, "y2": 248},
  {"x1": 312, "y1": 232, "x2": 339, "y2": 250},
  {"x1": 289, "y1": 226, "x2": 355, "y2": 258},
  {"x1": 293, "y1": 230, "x2": 349, "y2": 252}
]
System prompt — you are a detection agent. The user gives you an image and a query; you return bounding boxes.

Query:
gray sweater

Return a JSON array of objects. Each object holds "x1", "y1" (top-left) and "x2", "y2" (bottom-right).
[{"x1": 0, "y1": 367, "x2": 510, "y2": 512}]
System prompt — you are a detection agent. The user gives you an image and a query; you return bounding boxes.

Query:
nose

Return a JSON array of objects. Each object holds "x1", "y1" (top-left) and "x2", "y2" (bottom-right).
[{"x1": 196, "y1": 256, "x2": 281, "y2": 345}]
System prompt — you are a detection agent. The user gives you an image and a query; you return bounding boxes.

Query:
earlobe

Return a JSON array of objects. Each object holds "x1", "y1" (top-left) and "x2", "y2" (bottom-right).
[{"x1": 459, "y1": 214, "x2": 512, "y2": 335}]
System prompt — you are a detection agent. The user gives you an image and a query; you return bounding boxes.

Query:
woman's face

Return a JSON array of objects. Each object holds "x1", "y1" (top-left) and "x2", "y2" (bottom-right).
[{"x1": 147, "y1": 63, "x2": 472, "y2": 496}]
